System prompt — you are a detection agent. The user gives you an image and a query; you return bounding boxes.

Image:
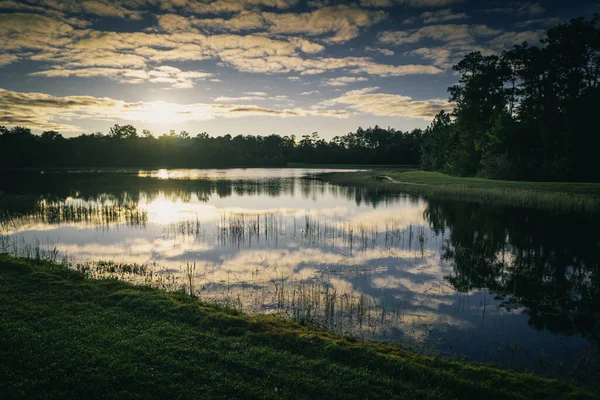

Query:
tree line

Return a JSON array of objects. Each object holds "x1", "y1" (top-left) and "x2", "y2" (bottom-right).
[
  {"x1": 0, "y1": 125, "x2": 423, "y2": 168},
  {"x1": 421, "y1": 16, "x2": 600, "y2": 181}
]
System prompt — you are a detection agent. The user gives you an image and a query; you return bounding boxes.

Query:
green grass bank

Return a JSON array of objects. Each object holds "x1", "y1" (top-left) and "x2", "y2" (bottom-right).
[
  {"x1": 319, "y1": 170, "x2": 600, "y2": 212},
  {"x1": 286, "y1": 163, "x2": 419, "y2": 170},
  {"x1": 0, "y1": 254, "x2": 597, "y2": 399}
]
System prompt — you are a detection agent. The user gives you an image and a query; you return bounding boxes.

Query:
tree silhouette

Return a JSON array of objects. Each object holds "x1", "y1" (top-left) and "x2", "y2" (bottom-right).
[{"x1": 421, "y1": 16, "x2": 600, "y2": 182}]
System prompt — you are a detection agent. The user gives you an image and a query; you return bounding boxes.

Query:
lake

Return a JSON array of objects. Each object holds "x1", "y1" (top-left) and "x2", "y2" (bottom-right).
[{"x1": 0, "y1": 168, "x2": 598, "y2": 381}]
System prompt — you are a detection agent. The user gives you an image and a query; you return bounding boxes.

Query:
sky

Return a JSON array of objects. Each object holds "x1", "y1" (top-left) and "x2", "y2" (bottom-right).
[{"x1": 0, "y1": 0, "x2": 597, "y2": 139}]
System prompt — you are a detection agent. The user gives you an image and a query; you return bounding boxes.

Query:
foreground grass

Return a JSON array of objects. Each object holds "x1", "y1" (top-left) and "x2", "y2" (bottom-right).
[
  {"x1": 0, "y1": 255, "x2": 597, "y2": 400},
  {"x1": 320, "y1": 170, "x2": 600, "y2": 212}
]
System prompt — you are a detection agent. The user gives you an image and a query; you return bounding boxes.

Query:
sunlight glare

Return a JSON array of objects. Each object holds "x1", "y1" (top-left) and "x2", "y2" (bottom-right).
[
  {"x1": 131, "y1": 101, "x2": 208, "y2": 125},
  {"x1": 139, "y1": 197, "x2": 218, "y2": 225}
]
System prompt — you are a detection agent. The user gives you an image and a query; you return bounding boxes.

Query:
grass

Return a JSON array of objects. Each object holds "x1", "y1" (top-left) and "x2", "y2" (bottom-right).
[
  {"x1": 286, "y1": 163, "x2": 418, "y2": 170},
  {"x1": 386, "y1": 171, "x2": 600, "y2": 195},
  {"x1": 1, "y1": 254, "x2": 597, "y2": 399},
  {"x1": 319, "y1": 170, "x2": 600, "y2": 212}
]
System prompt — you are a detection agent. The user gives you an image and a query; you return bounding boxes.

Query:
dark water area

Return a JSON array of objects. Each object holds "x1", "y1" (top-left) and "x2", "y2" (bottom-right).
[{"x1": 1, "y1": 169, "x2": 598, "y2": 383}]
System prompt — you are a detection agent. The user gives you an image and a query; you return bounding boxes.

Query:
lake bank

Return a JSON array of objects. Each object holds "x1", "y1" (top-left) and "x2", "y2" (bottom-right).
[
  {"x1": 1, "y1": 254, "x2": 597, "y2": 400},
  {"x1": 318, "y1": 170, "x2": 600, "y2": 212}
]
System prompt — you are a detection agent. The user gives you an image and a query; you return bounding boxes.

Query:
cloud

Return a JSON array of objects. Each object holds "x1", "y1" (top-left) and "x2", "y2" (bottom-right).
[
  {"x1": 11, "y1": 23, "x2": 324, "y2": 77},
  {"x1": 288, "y1": 57, "x2": 443, "y2": 76},
  {"x1": 321, "y1": 76, "x2": 369, "y2": 87},
  {"x1": 261, "y1": 5, "x2": 387, "y2": 43},
  {"x1": 517, "y1": 2, "x2": 545, "y2": 16},
  {"x1": 0, "y1": 0, "x2": 298, "y2": 20},
  {"x1": 207, "y1": 50, "x2": 442, "y2": 76},
  {"x1": 0, "y1": 13, "x2": 80, "y2": 53},
  {"x1": 420, "y1": 8, "x2": 468, "y2": 24},
  {"x1": 1, "y1": 9, "x2": 441, "y2": 81},
  {"x1": 0, "y1": 87, "x2": 122, "y2": 131},
  {"x1": 379, "y1": 24, "x2": 501, "y2": 45},
  {"x1": 319, "y1": 87, "x2": 453, "y2": 119},
  {"x1": 31, "y1": 66, "x2": 214, "y2": 88},
  {"x1": 489, "y1": 30, "x2": 545, "y2": 49},
  {"x1": 0, "y1": 0, "x2": 143, "y2": 20},
  {"x1": 300, "y1": 90, "x2": 320, "y2": 95},
  {"x1": 214, "y1": 92, "x2": 291, "y2": 102},
  {"x1": 484, "y1": 2, "x2": 545, "y2": 16},
  {"x1": 0, "y1": 88, "x2": 349, "y2": 132},
  {"x1": 0, "y1": 54, "x2": 20, "y2": 67},
  {"x1": 0, "y1": 0, "x2": 90, "y2": 26},
  {"x1": 79, "y1": 0, "x2": 143, "y2": 19},
  {"x1": 156, "y1": 13, "x2": 193, "y2": 32},
  {"x1": 377, "y1": 23, "x2": 502, "y2": 70},
  {"x1": 189, "y1": 11, "x2": 267, "y2": 31},
  {"x1": 192, "y1": 5, "x2": 387, "y2": 44},
  {"x1": 483, "y1": 7, "x2": 514, "y2": 14},
  {"x1": 365, "y1": 46, "x2": 394, "y2": 56},
  {"x1": 184, "y1": 0, "x2": 299, "y2": 14},
  {"x1": 359, "y1": 0, "x2": 464, "y2": 7},
  {"x1": 406, "y1": 42, "x2": 496, "y2": 69},
  {"x1": 405, "y1": 47, "x2": 451, "y2": 68},
  {"x1": 515, "y1": 17, "x2": 560, "y2": 28}
]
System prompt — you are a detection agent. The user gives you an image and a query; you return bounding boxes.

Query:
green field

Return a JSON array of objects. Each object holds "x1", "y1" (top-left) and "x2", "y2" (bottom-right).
[
  {"x1": 319, "y1": 170, "x2": 600, "y2": 212},
  {"x1": 0, "y1": 254, "x2": 597, "y2": 399}
]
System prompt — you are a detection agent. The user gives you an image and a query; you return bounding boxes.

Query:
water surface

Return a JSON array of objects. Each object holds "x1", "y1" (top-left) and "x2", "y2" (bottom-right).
[{"x1": 1, "y1": 168, "x2": 598, "y2": 381}]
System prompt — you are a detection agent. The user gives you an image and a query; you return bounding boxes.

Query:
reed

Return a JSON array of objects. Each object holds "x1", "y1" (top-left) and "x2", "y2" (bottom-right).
[{"x1": 0, "y1": 197, "x2": 148, "y2": 229}]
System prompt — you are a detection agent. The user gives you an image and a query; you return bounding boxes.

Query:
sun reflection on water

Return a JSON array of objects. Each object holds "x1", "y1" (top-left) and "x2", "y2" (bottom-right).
[
  {"x1": 155, "y1": 169, "x2": 169, "y2": 179},
  {"x1": 139, "y1": 197, "x2": 218, "y2": 225}
]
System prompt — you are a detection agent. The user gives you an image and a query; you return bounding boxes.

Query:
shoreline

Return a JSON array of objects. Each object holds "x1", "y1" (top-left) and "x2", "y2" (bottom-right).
[{"x1": 317, "y1": 170, "x2": 600, "y2": 213}]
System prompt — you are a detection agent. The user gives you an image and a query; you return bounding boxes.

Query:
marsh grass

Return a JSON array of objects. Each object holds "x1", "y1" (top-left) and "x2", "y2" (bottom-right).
[
  {"x1": 0, "y1": 197, "x2": 148, "y2": 230},
  {"x1": 76, "y1": 260, "x2": 149, "y2": 277},
  {"x1": 5, "y1": 236, "x2": 62, "y2": 263},
  {"x1": 267, "y1": 271, "x2": 399, "y2": 337},
  {"x1": 207, "y1": 210, "x2": 426, "y2": 255}
]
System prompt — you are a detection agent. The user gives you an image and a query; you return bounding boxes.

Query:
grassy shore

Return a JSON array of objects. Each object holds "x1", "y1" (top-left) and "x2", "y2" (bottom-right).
[
  {"x1": 319, "y1": 170, "x2": 600, "y2": 212},
  {"x1": 286, "y1": 163, "x2": 418, "y2": 170},
  {"x1": 1, "y1": 254, "x2": 597, "y2": 400}
]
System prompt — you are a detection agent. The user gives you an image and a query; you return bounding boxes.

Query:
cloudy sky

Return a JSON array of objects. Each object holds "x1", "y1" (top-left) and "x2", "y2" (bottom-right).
[{"x1": 0, "y1": 0, "x2": 596, "y2": 138}]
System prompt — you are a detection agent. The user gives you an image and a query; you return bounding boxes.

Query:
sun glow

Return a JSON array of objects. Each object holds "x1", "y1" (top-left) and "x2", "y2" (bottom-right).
[
  {"x1": 155, "y1": 169, "x2": 169, "y2": 179},
  {"x1": 131, "y1": 101, "x2": 201, "y2": 125},
  {"x1": 139, "y1": 197, "x2": 218, "y2": 225}
]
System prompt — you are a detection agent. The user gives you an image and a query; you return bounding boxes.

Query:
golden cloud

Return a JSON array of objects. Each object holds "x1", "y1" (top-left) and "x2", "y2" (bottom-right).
[
  {"x1": 0, "y1": 88, "x2": 350, "y2": 132},
  {"x1": 319, "y1": 87, "x2": 453, "y2": 119},
  {"x1": 0, "y1": 6, "x2": 443, "y2": 83}
]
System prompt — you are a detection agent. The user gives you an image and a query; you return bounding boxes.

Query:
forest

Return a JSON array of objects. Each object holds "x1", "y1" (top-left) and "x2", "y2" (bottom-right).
[
  {"x1": 1, "y1": 17, "x2": 598, "y2": 181},
  {"x1": 0, "y1": 125, "x2": 423, "y2": 168},
  {"x1": 421, "y1": 16, "x2": 600, "y2": 182}
]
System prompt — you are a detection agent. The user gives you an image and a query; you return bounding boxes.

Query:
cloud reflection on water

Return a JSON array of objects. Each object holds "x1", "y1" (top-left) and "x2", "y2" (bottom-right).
[{"x1": 1, "y1": 169, "x2": 597, "y2": 379}]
